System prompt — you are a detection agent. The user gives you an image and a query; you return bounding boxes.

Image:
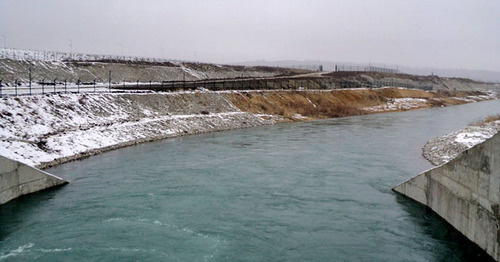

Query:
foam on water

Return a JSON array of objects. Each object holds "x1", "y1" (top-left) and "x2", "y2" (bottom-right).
[{"x1": 0, "y1": 243, "x2": 34, "y2": 260}]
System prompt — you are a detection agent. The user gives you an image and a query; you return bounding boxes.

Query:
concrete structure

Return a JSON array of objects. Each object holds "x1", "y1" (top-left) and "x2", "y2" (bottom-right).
[
  {"x1": 0, "y1": 155, "x2": 68, "y2": 205},
  {"x1": 393, "y1": 133, "x2": 499, "y2": 261}
]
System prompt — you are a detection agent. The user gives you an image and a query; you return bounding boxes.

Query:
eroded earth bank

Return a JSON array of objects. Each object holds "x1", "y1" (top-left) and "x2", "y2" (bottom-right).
[{"x1": 0, "y1": 88, "x2": 495, "y2": 169}]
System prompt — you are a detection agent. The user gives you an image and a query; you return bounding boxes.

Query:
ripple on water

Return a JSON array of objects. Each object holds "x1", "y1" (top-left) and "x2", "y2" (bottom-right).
[{"x1": 1, "y1": 100, "x2": 498, "y2": 261}]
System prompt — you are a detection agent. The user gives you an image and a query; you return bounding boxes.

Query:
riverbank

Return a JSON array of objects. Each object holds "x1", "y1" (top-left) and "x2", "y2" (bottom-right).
[
  {"x1": 0, "y1": 88, "x2": 496, "y2": 169},
  {"x1": 423, "y1": 115, "x2": 500, "y2": 165},
  {"x1": 3, "y1": 97, "x2": 498, "y2": 261}
]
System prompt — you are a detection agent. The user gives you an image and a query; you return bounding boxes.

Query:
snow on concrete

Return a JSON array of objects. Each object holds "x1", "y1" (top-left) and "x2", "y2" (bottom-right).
[
  {"x1": 455, "y1": 132, "x2": 493, "y2": 147},
  {"x1": 0, "y1": 92, "x2": 278, "y2": 168},
  {"x1": 423, "y1": 120, "x2": 500, "y2": 166}
]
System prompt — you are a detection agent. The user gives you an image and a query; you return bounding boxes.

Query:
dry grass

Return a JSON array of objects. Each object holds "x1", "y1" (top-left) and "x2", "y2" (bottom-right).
[
  {"x1": 483, "y1": 115, "x2": 500, "y2": 123},
  {"x1": 373, "y1": 88, "x2": 433, "y2": 98},
  {"x1": 469, "y1": 114, "x2": 500, "y2": 126},
  {"x1": 226, "y1": 88, "x2": 403, "y2": 120},
  {"x1": 224, "y1": 88, "x2": 490, "y2": 121},
  {"x1": 433, "y1": 90, "x2": 483, "y2": 98},
  {"x1": 428, "y1": 97, "x2": 467, "y2": 107}
]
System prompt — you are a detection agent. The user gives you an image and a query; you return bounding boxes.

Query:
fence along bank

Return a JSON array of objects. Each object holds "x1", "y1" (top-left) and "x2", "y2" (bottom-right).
[{"x1": 0, "y1": 73, "x2": 435, "y2": 97}]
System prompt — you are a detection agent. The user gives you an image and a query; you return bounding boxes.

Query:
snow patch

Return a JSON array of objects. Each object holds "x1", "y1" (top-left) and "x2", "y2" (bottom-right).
[
  {"x1": 423, "y1": 120, "x2": 499, "y2": 165},
  {"x1": 455, "y1": 132, "x2": 492, "y2": 147},
  {"x1": 364, "y1": 98, "x2": 428, "y2": 112},
  {"x1": 0, "y1": 92, "x2": 277, "y2": 167}
]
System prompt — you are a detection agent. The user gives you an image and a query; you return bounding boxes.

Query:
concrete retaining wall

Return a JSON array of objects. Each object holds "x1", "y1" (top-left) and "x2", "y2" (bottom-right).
[
  {"x1": 0, "y1": 155, "x2": 68, "y2": 205},
  {"x1": 393, "y1": 132, "x2": 499, "y2": 261}
]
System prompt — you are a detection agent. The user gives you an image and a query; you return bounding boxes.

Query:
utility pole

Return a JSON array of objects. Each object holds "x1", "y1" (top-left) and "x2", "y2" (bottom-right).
[
  {"x1": 29, "y1": 68, "x2": 32, "y2": 95},
  {"x1": 68, "y1": 39, "x2": 72, "y2": 59}
]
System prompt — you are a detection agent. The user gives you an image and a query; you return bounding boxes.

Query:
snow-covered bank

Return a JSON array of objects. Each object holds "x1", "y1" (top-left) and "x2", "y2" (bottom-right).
[
  {"x1": 423, "y1": 119, "x2": 500, "y2": 166},
  {"x1": 0, "y1": 53, "x2": 303, "y2": 85},
  {"x1": 0, "y1": 88, "x2": 496, "y2": 169},
  {"x1": 0, "y1": 92, "x2": 280, "y2": 168}
]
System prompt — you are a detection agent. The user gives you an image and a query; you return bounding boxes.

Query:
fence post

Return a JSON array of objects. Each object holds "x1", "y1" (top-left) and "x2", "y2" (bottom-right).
[
  {"x1": 29, "y1": 68, "x2": 32, "y2": 95},
  {"x1": 108, "y1": 70, "x2": 112, "y2": 91},
  {"x1": 64, "y1": 79, "x2": 67, "y2": 93},
  {"x1": 53, "y1": 78, "x2": 57, "y2": 94},
  {"x1": 136, "y1": 80, "x2": 139, "y2": 88},
  {"x1": 94, "y1": 79, "x2": 96, "y2": 92},
  {"x1": 15, "y1": 79, "x2": 18, "y2": 96},
  {"x1": 0, "y1": 79, "x2": 2, "y2": 97},
  {"x1": 183, "y1": 73, "x2": 186, "y2": 89}
]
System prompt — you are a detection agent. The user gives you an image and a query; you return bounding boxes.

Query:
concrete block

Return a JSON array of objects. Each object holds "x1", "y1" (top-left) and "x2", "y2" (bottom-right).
[
  {"x1": 429, "y1": 171, "x2": 471, "y2": 200},
  {"x1": 0, "y1": 155, "x2": 68, "y2": 205},
  {"x1": 0, "y1": 171, "x2": 19, "y2": 191},
  {"x1": 17, "y1": 164, "x2": 49, "y2": 184},
  {"x1": 489, "y1": 173, "x2": 500, "y2": 204},
  {"x1": 478, "y1": 171, "x2": 490, "y2": 198},
  {"x1": 0, "y1": 156, "x2": 18, "y2": 173},
  {"x1": 0, "y1": 186, "x2": 20, "y2": 204},
  {"x1": 393, "y1": 133, "x2": 499, "y2": 261},
  {"x1": 393, "y1": 173, "x2": 428, "y2": 205}
]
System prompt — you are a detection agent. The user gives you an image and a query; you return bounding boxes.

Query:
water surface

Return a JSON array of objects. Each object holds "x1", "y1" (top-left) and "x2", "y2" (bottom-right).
[{"x1": 1, "y1": 100, "x2": 499, "y2": 261}]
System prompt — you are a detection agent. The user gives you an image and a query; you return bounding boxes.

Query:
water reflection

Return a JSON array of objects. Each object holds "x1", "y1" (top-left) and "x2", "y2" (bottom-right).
[{"x1": 395, "y1": 195, "x2": 495, "y2": 262}]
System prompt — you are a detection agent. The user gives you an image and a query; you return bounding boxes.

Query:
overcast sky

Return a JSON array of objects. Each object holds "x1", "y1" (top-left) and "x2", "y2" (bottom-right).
[{"x1": 0, "y1": 0, "x2": 498, "y2": 71}]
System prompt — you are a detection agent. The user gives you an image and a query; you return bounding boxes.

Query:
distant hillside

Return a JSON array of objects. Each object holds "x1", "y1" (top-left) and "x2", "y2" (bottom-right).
[
  {"x1": 236, "y1": 60, "x2": 500, "y2": 83},
  {"x1": 0, "y1": 59, "x2": 308, "y2": 85},
  {"x1": 0, "y1": 48, "x2": 308, "y2": 85}
]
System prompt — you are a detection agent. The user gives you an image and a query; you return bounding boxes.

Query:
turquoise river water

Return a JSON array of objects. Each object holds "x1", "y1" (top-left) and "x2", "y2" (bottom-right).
[{"x1": 1, "y1": 100, "x2": 499, "y2": 261}]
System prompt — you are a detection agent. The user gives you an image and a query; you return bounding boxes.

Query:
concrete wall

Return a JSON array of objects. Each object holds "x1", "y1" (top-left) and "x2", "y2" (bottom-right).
[
  {"x1": 0, "y1": 155, "x2": 68, "y2": 205},
  {"x1": 393, "y1": 133, "x2": 499, "y2": 261}
]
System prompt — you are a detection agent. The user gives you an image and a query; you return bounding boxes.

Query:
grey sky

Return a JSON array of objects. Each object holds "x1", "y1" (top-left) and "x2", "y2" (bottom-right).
[{"x1": 0, "y1": 0, "x2": 498, "y2": 71}]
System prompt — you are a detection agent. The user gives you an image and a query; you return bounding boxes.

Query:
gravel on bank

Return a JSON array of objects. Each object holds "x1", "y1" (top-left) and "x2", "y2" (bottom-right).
[{"x1": 422, "y1": 120, "x2": 500, "y2": 166}]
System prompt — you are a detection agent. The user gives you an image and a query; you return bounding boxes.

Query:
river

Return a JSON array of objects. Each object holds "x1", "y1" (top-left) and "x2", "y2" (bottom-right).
[{"x1": 1, "y1": 100, "x2": 498, "y2": 261}]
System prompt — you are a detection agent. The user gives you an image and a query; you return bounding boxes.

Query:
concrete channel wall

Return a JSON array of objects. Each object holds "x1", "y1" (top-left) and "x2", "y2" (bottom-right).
[
  {"x1": 0, "y1": 155, "x2": 68, "y2": 205},
  {"x1": 393, "y1": 133, "x2": 499, "y2": 261}
]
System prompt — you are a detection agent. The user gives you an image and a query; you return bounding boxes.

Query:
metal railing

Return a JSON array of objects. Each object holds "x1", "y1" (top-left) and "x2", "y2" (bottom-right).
[{"x1": 0, "y1": 75, "x2": 433, "y2": 97}]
